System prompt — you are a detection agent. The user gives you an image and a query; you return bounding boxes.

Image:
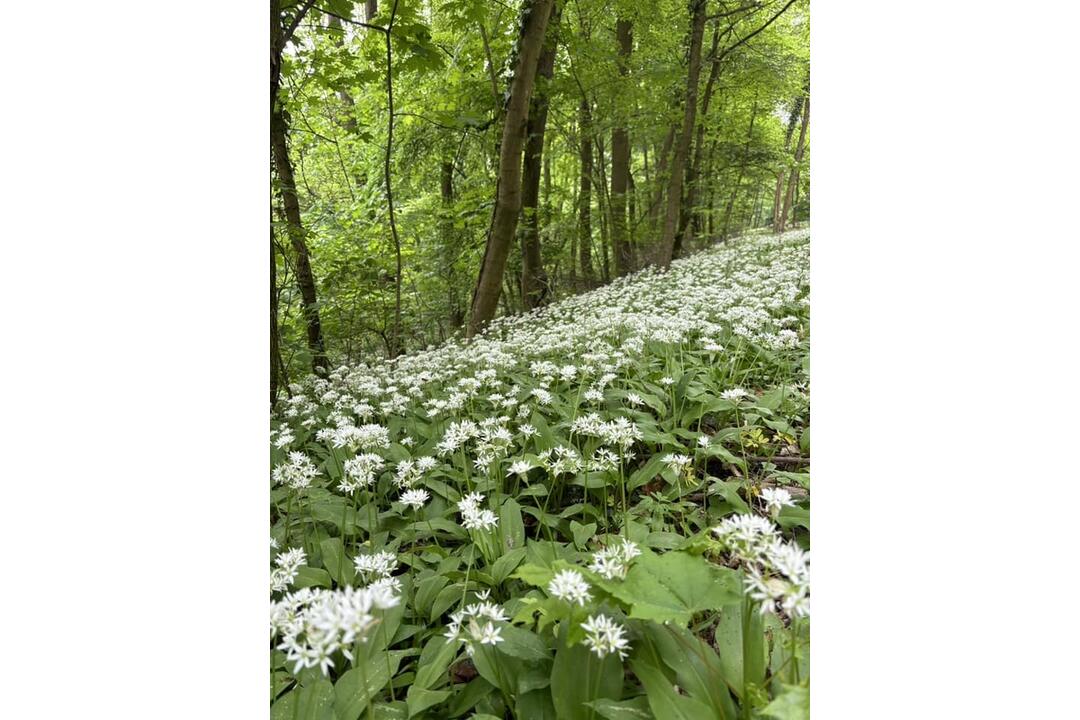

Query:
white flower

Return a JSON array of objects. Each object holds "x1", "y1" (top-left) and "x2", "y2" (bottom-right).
[
  {"x1": 662, "y1": 453, "x2": 692, "y2": 473},
  {"x1": 580, "y1": 614, "x2": 631, "y2": 660},
  {"x1": 697, "y1": 434, "x2": 711, "y2": 448},
  {"x1": 341, "y1": 453, "x2": 385, "y2": 493},
  {"x1": 507, "y1": 459, "x2": 532, "y2": 477},
  {"x1": 721, "y1": 388, "x2": 750, "y2": 401},
  {"x1": 354, "y1": 551, "x2": 397, "y2": 581},
  {"x1": 457, "y1": 493, "x2": 499, "y2": 531},
  {"x1": 272, "y1": 451, "x2": 320, "y2": 490},
  {"x1": 760, "y1": 487, "x2": 795, "y2": 516},
  {"x1": 399, "y1": 488, "x2": 430, "y2": 510},
  {"x1": 270, "y1": 547, "x2": 306, "y2": 593},
  {"x1": 659, "y1": 376, "x2": 675, "y2": 386},
  {"x1": 625, "y1": 392, "x2": 644, "y2": 407},
  {"x1": 588, "y1": 540, "x2": 641, "y2": 580},
  {"x1": 547, "y1": 569, "x2": 593, "y2": 606}
]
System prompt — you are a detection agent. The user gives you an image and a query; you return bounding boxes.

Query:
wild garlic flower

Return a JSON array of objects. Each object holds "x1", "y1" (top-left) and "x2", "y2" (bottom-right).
[
  {"x1": 353, "y1": 551, "x2": 397, "y2": 582},
  {"x1": 659, "y1": 376, "x2": 675, "y2": 386},
  {"x1": 580, "y1": 614, "x2": 631, "y2": 660},
  {"x1": 271, "y1": 547, "x2": 306, "y2": 593},
  {"x1": 340, "y1": 453, "x2": 385, "y2": 493},
  {"x1": 272, "y1": 451, "x2": 320, "y2": 490},
  {"x1": 398, "y1": 488, "x2": 430, "y2": 510},
  {"x1": 588, "y1": 540, "x2": 641, "y2": 580},
  {"x1": 721, "y1": 388, "x2": 750, "y2": 401},
  {"x1": 712, "y1": 514, "x2": 780, "y2": 563},
  {"x1": 662, "y1": 453, "x2": 692, "y2": 473},
  {"x1": 583, "y1": 388, "x2": 604, "y2": 403},
  {"x1": 271, "y1": 584, "x2": 400, "y2": 675},
  {"x1": 600, "y1": 417, "x2": 642, "y2": 450},
  {"x1": 760, "y1": 487, "x2": 796, "y2": 517},
  {"x1": 457, "y1": 492, "x2": 499, "y2": 531},
  {"x1": 519, "y1": 423, "x2": 538, "y2": 437},
  {"x1": 547, "y1": 569, "x2": 593, "y2": 606},
  {"x1": 697, "y1": 434, "x2": 711, "y2": 448},
  {"x1": 507, "y1": 459, "x2": 533, "y2": 477},
  {"x1": 443, "y1": 600, "x2": 508, "y2": 655},
  {"x1": 625, "y1": 392, "x2": 644, "y2": 407}
]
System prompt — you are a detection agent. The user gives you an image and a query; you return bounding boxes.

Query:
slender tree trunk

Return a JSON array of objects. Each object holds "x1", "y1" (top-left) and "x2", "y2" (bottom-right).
[
  {"x1": 658, "y1": 0, "x2": 707, "y2": 267},
  {"x1": 773, "y1": 92, "x2": 804, "y2": 231},
  {"x1": 271, "y1": 0, "x2": 327, "y2": 372},
  {"x1": 467, "y1": 0, "x2": 555, "y2": 337},
  {"x1": 627, "y1": 169, "x2": 637, "y2": 266},
  {"x1": 520, "y1": 2, "x2": 560, "y2": 310},
  {"x1": 610, "y1": 17, "x2": 633, "y2": 276},
  {"x1": 679, "y1": 21, "x2": 721, "y2": 251},
  {"x1": 594, "y1": 136, "x2": 611, "y2": 283},
  {"x1": 271, "y1": 225, "x2": 284, "y2": 408},
  {"x1": 382, "y1": 0, "x2": 403, "y2": 356},
  {"x1": 779, "y1": 96, "x2": 809, "y2": 232},
  {"x1": 577, "y1": 97, "x2": 595, "y2": 285},
  {"x1": 365, "y1": 0, "x2": 377, "y2": 22}
]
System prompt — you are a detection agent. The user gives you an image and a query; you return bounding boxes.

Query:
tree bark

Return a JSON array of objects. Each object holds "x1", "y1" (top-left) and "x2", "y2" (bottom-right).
[
  {"x1": 271, "y1": 225, "x2": 284, "y2": 408},
  {"x1": 610, "y1": 17, "x2": 633, "y2": 276},
  {"x1": 365, "y1": 0, "x2": 377, "y2": 22},
  {"x1": 520, "y1": 2, "x2": 561, "y2": 310},
  {"x1": 466, "y1": 0, "x2": 555, "y2": 337},
  {"x1": 383, "y1": 0, "x2": 403, "y2": 356},
  {"x1": 773, "y1": 92, "x2": 803, "y2": 231},
  {"x1": 577, "y1": 97, "x2": 595, "y2": 285},
  {"x1": 658, "y1": 0, "x2": 707, "y2": 267},
  {"x1": 271, "y1": 0, "x2": 327, "y2": 372},
  {"x1": 681, "y1": 22, "x2": 723, "y2": 251},
  {"x1": 779, "y1": 96, "x2": 809, "y2": 233}
]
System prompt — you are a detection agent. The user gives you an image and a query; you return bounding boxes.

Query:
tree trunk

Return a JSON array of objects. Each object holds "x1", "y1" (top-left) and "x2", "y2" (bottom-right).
[
  {"x1": 649, "y1": 126, "x2": 676, "y2": 233},
  {"x1": 466, "y1": 0, "x2": 555, "y2": 337},
  {"x1": 577, "y1": 97, "x2": 595, "y2": 285},
  {"x1": 779, "y1": 96, "x2": 809, "y2": 233},
  {"x1": 440, "y1": 161, "x2": 465, "y2": 328},
  {"x1": 365, "y1": 0, "x2": 377, "y2": 22},
  {"x1": 271, "y1": 225, "x2": 284, "y2": 408},
  {"x1": 658, "y1": 0, "x2": 707, "y2": 267},
  {"x1": 610, "y1": 17, "x2": 633, "y2": 276},
  {"x1": 520, "y1": 2, "x2": 561, "y2": 310},
  {"x1": 271, "y1": 0, "x2": 327, "y2": 372},
  {"x1": 773, "y1": 92, "x2": 804, "y2": 231},
  {"x1": 383, "y1": 0, "x2": 403, "y2": 356},
  {"x1": 679, "y1": 21, "x2": 722, "y2": 252}
]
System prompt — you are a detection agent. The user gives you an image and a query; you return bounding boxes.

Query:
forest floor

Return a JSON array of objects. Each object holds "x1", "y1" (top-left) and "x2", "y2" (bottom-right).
[{"x1": 270, "y1": 227, "x2": 811, "y2": 720}]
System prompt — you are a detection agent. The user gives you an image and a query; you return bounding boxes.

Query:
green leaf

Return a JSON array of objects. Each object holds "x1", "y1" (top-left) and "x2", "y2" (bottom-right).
[
  {"x1": 593, "y1": 549, "x2": 741, "y2": 625},
  {"x1": 499, "y1": 498, "x2": 526, "y2": 554},
  {"x1": 631, "y1": 660, "x2": 716, "y2": 720},
  {"x1": 550, "y1": 628, "x2": 623, "y2": 720},
  {"x1": 412, "y1": 635, "x2": 458, "y2": 691},
  {"x1": 497, "y1": 624, "x2": 552, "y2": 663},
  {"x1": 589, "y1": 696, "x2": 654, "y2": 720},
  {"x1": 570, "y1": 521, "x2": 597, "y2": 550},
  {"x1": 293, "y1": 566, "x2": 333, "y2": 589},
  {"x1": 405, "y1": 687, "x2": 451, "y2": 718},
  {"x1": 516, "y1": 689, "x2": 558, "y2": 720},
  {"x1": 642, "y1": 624, "x2": 737, "y2": 719},
  {"x1": 334, "y1": 652, "x2": 406, "y2": 720},
  {"x1": 319, "y1": 536, "x2": 356, "y2": 586},
  {"x1": 761, "y1": 684, "x2": 810, "y2": 720},
  {"x1": 413, "y1": 574, "x2": 450, "y2": 618},
  {"x1": 491, "y1": 547, "x2": 527, "y2": 584},
  {"x1": 271, "y1": 679, "x2": 335, "y2": 720}
]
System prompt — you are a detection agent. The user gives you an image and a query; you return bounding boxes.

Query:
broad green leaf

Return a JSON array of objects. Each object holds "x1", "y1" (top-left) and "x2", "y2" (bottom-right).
[
  {"x1": 761, "y1": 684, "x2": 810, "y2": 720},
  {"x1": 589, "y1": 696, "x2": 654, "y2": 720},
  {"x1": 334, "y1": 651, "x2": 406, "y2": 720},
  {"x1": 550, "y1": 628, "x2": 623, "y2": 720},
  {"x1": 271, "y1": 679, "x2": 335, "y2": 720},
  {"x1": 593, "y1": 549, "x2": 741, "y2": 625},
  {"x1": 319, "y1": 536, "x2": 356, "y2": 586},
  {"x1": 412, "y1": 635, "x2": 458, "y2": 691},
  {"x1": 631, "y1": 660, "x2": 716, "y2": 720},
  {"x1": 293, "y1": 566, "x2": 333, "y2": 589},
  {"x1": 491, "y1": 546, "x2": 527, "y2": 584},
  {"x1": 405, "y1": 687, "x2": 450, "y2": 718}
]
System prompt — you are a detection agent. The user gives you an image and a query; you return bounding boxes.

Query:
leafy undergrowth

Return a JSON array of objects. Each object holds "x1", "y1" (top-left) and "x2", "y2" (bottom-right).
[{"x1": 271, "y1": 228, "x2": 811, "y2": 720}]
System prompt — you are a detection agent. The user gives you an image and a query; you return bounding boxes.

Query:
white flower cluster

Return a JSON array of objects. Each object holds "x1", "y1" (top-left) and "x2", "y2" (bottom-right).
[
  {"x1": 272, "y1": 451, "x2": 320, "y2": 490},
  {"x1": 270, "y1": 547, "x2": 306, "y2": 593},
  {"x1": 340, "y1": 453, "x2": 385, "y2": 493},
  {"x1": 398, "y1": 488, "x2": 430, "y2": 510},
  {"x1": 270, "y1": 584, "x2": 400, "y2": 674},
  {"x1": 443, "y1": 597, "x2": 509, "y2": 655},
  {"x1": 353, "y1": 551, "x2": 398, "y2": 584},
  {"x1": 712, "y1": 514, "x2": 809, "y2": 618},
  {"x1": 457, "y1": 492, "x2": 499, "y2": 531},
  {"x1": 547, "y1": 569, "x2": 593, "y2": 606},
  {"x1": 580, "y1": 613, "x2": 632, "y2": 660},
  {"x1": 588, "y1": 539, "x2": 642, "y2": 580},
  {"x1": 760, "y1": 487, "x2": 796, "y2": 517}
]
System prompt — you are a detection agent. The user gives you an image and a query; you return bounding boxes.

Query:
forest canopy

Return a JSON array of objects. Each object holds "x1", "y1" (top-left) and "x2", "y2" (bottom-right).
[{"x1": 271, "y1": 0, "x2": 809, "y2": 403}]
